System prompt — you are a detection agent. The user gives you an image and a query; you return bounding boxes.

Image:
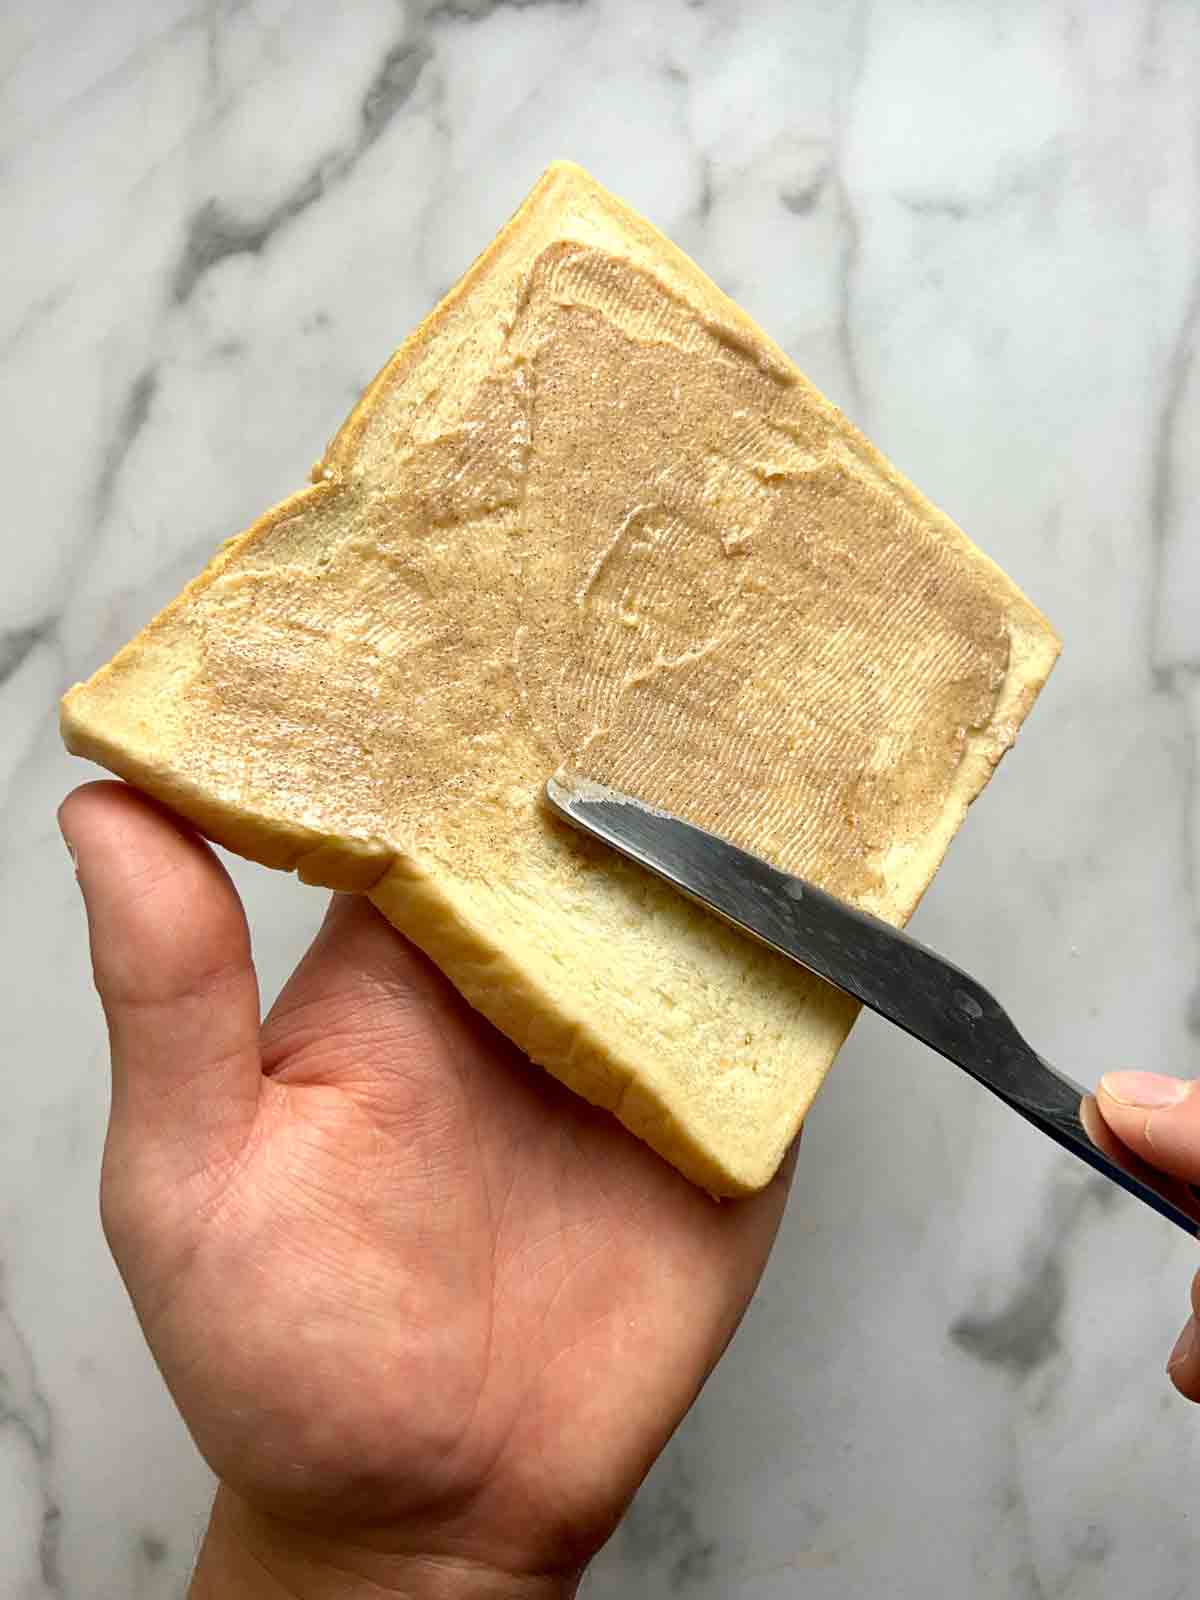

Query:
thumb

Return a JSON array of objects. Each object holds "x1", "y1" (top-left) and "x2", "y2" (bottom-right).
[
  {"x1": 1095, "y1": 1071, "x2": 1200, "y2": 1182},
  {"x1": 59, "y1": 781, "x2": 263, "y2": 1186}
]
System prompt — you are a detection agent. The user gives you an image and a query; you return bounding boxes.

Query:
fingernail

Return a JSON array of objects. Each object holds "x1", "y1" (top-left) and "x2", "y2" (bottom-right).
[
  {"x1": 57, "y1": 811, "x2": 79, "y2": 879},
  {"x1": 1168, "y1": 1317, "x2": 1196, "y2": 1375},
  {"x1": 1099, "y1": 1071, "x2": 1192, "y2": 1110}
]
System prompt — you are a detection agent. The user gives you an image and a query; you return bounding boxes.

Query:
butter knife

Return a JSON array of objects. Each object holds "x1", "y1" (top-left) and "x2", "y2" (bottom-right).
[{"x1": 545, "y1": 772, "x2": 1200, "y2": 1234}]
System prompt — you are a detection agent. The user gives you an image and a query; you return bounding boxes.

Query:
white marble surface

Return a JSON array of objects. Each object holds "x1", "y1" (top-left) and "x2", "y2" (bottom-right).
[{"x1": 3, "y1": 0, "x2": 1199, "y2": 1594}]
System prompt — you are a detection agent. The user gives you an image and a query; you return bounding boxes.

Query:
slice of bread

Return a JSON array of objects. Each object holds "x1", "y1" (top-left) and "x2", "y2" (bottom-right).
[{"x1": 61, "y1": 162, "x2": 1059, "y2": 1195}]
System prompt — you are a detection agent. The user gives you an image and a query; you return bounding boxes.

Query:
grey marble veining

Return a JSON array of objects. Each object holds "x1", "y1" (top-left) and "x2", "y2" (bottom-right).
[{"x1": 3, "y1": 1, "x2": 1200, "y2": 1595}]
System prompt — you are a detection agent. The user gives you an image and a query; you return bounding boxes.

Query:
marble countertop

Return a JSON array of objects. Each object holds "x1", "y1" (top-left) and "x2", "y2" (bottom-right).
[{"x1": 4, "y1": 1, "x2": 1199, "y2": 1594}]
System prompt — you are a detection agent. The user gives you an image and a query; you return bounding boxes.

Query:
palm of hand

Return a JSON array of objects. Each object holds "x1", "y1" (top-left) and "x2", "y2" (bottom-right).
[{"x1": 83, "y1": 788, "x2": 791, "y2": 1579}]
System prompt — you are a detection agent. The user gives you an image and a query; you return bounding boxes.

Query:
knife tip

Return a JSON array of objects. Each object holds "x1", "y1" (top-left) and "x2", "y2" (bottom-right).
[
  {"x1": 546, "y1": 769, "x2": 661, "y2": 814},
  {"x1": 545, "y1": 768, "x2": 616, "y2": 807},
  {"x1": 544, "y1": 768, "x2": 578, "y2": 814},
  {"x1": 545, "y1": 775, "x2": 688, "y2": 848}
]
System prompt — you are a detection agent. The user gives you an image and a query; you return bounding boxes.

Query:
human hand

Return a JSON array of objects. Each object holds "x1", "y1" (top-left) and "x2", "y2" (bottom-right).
[
  {"x1": 60, "y1": 781, "x2": 795, "y2": 1599},
  {"x1": 1096, "y1": 1072, "x2": 1200, "y2": 1401}
]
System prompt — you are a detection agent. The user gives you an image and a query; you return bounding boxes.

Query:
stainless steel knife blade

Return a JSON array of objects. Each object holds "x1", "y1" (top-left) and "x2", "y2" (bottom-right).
[{"x1": 545, "y1": 771, "x2": 1200, "y2": 1234}]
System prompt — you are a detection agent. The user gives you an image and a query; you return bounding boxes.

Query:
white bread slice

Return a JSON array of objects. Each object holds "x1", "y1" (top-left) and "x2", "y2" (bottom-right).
[{"x1": 61, "y1": 162, "x2": 1059, "y2": 1195}]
